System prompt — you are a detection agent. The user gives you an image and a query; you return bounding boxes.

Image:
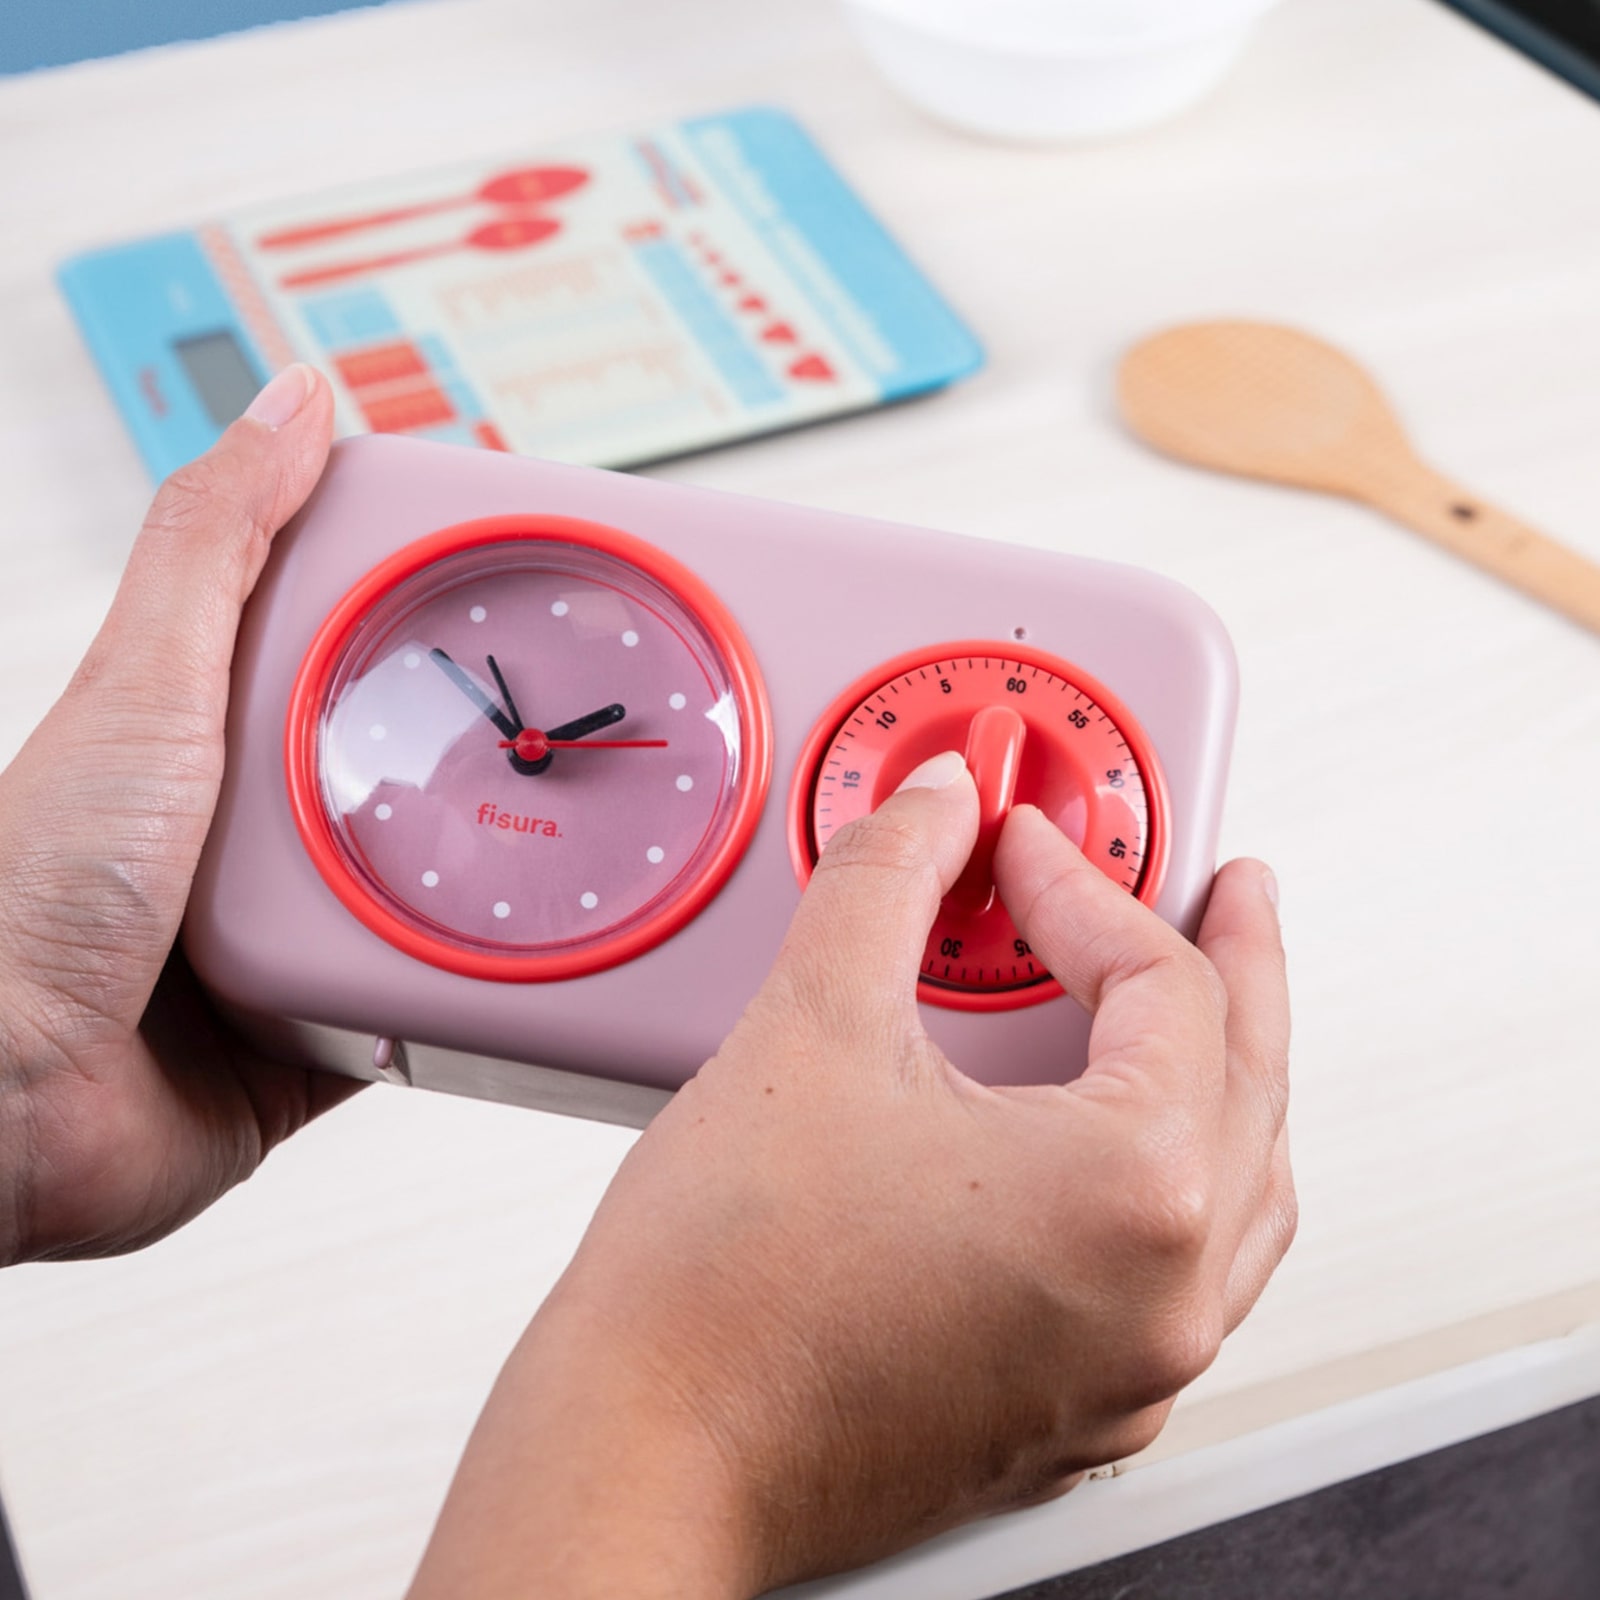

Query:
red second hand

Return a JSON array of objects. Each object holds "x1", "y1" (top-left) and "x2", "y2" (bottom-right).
[{"x1": 498, "y1": 731, "x2": 668, "y2": 760}]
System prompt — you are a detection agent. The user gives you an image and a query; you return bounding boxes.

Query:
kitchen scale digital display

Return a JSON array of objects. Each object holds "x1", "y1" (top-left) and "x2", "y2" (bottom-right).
[
  {"x1": 58, "y1": 107, "x2": 983, "y2": 480},
  {"x1": 186, "y1": 435, "x2": 1237, "y2": 1127}
]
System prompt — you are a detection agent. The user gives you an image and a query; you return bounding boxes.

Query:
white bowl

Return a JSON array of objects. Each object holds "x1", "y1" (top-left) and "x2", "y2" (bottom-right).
[{"x1": 840, "y1": 0, "x2": 1285, "y2": 142}]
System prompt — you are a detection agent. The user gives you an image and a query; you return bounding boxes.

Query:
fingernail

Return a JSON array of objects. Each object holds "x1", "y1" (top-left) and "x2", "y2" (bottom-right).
[
  {"x1": 244, "y1": 364, "x2": 314, "y2": 429},
  {"x1": 896, "y1": 750, "x2": 967, "y2": 792},
  {"x1": 1261, "y1": 866, "x2": 1280, "y2": 910}
]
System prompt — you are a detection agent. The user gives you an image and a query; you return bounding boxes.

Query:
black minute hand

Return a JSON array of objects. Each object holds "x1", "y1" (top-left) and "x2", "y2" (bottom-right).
[{"x1": 429, "y1": 649, "x2": 519, "y2": 740}]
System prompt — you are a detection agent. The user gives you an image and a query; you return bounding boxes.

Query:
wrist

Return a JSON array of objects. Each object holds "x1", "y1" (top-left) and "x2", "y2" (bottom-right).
[
  {"x1": 408, "y1": 1287, "x2": 763, "y2": 1600},
  {"x1": 0, "y1": 1014, "x2": 36, "y2": 1268}
]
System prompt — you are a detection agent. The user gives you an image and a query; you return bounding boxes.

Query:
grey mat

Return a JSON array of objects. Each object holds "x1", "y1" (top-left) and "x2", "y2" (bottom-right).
[
  {"x1": 0, "y1": 1502, "x2": 25, "y2": 1600},
  {"x1": 1441, "y1": 1, "x2": 1600, "y2": 100},
  {"x1": 995, "y1": 1395, "x2": 1600, "y2": 1599}
]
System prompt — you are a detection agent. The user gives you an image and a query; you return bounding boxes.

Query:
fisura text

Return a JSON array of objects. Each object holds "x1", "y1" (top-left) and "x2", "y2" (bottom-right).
[{"x1": 477, "y1": 802, "x2": 561, "y2": 838}]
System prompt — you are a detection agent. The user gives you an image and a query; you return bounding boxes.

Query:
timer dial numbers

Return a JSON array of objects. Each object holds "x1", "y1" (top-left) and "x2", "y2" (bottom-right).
[
  {"x1": 287, "y1": 518, "x2": 771, "y2": 981},
  {"x1": 798, "y1": 647, "x2": 1169, "y2": 1012}
]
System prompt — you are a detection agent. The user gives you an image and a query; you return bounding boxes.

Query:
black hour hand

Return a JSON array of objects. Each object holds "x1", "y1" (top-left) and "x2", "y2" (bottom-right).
[
  {"x1": 546, "y1": 703, "x2": 627, "y2": 742},
  {"x1": 511, "y1": 704, "x2": 628, "y2": 776},
  {"x1": 485, "y1": 655, "x2": 524, "y2": 732}
]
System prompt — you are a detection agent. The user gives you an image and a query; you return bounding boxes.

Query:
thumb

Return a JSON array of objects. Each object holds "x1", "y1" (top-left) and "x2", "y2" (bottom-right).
[
  {"x1": 0, "y1": 364, "x2": 333, "y2": 1016},
  {"x1": 767, "y1": 751, "x2": 979, "y2": 1033},
  {"x1": 81, "y1": 363, "x2": 333, "y2": 728}
]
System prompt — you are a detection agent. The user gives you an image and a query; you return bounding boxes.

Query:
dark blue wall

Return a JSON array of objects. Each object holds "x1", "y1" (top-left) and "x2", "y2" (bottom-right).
[{"x1": 0, "y1": 2, "x2": 393, "y2": 75}]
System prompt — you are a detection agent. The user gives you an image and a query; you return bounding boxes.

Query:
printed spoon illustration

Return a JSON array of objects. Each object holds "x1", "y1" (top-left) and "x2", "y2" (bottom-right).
[
  {"x1": 257, "y1": 166, "x2": 589, "y2": 249},
  {"x1": 279, "y1": 214, "x2": 563, "y2": 289},
  {"x1": 1118, "y1": 321, "x2": 1600, "y2": 636}
]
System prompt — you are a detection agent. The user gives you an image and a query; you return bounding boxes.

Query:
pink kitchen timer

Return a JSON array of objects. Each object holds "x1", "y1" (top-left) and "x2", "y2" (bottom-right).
[{"x1": 185, "y1": 435, "x2": 1237, "y2": 1126}]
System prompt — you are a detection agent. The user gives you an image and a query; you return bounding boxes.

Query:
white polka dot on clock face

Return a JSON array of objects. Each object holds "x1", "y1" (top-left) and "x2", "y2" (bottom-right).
[
  {"x1": 375, "y1": 803, "x2": 393, "y2": 821},
  {"x1": 675, "y1": 774, "x2": 693, "y2": 792},
  {"x1": 580, "y1": 891, "x2": 599, "y2": 910},
  {"x1": 469, "y1": 605, "x2": 487, "y2": 623},
  {"x1": 621, "y1": 630, "x2": 639, "y2": 648},
  {"x1": 646, "y1": 846, "x2": 665, "y2": 864},
  {"x1": 404, "y1": 652, "x2": 421, "y2": 669},
  {"x1": 551, "y1": 600, "x2": 569, "y2": 617},
  {"x1": 669, "y1": 692, "x2": 687, "y2": 710},
  {"x1": 493, "y1": 901, "x2": 511, "y2": 919},
  {"x1": 421, "y1": 870, "x2": 439, "y2": 888}
]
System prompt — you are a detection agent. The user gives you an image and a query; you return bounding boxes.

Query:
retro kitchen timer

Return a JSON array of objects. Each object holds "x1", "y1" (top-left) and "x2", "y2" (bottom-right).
[{"x1": 187, "y1": 436, "x2": 1236, "y2": 1126}]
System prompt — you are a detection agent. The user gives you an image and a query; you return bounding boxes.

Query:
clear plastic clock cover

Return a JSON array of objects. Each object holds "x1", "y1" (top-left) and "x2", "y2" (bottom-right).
[{"x1": 313, "y1": 541, "x2": 751, "y2": 967}]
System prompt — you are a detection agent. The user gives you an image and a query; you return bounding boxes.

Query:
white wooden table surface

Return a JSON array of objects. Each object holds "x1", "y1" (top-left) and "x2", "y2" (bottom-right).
[{"x1": 1, "y1": 1, "x2": 1598, "y2": 1596}]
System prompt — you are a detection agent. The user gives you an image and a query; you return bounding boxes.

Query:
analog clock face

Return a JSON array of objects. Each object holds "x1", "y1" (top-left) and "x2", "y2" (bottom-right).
[
  {"x1": 286, "y1": 516, "x2": 771, "y2": 980},
  {"x1": 792, "y1": 643, "x2": 1169, "y2": 1012}
]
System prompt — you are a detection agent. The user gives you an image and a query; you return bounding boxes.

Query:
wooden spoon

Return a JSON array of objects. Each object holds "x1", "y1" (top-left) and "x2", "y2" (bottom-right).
[{"x1": 1117, "y1": 321, "x2": 1600, "y2": 636}]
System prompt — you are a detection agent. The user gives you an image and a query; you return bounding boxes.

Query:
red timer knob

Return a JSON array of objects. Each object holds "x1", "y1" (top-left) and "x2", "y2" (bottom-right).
[
  {"x1": 789, "y1": 642, "x2": 1171, "y2": 1012},
  {"x1": 951, "y1": 703, "x2": 1026, "y2": 917}
]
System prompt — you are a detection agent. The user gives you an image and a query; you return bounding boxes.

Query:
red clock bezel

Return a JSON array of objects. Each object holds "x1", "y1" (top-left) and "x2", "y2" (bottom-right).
[
  {"x1": 285, "y1": 514, "x2": 773, "y2": 982},
  {"x1": 786, "y1": 640, "x2": 1171, "y2": 1013}
]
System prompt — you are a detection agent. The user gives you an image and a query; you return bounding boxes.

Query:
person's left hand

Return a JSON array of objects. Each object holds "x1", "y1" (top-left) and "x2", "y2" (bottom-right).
[{"x1": 0, "y1": 364, "x2": 353, "y2": 1265}]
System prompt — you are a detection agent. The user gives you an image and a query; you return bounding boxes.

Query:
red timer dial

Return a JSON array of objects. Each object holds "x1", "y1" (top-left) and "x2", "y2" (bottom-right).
[{"x1": 791, "y1": 643, "x2": 1170, "y2": 1012}]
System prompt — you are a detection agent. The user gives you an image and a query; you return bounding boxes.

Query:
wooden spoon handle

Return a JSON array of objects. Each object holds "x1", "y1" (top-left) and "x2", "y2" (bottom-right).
[{"x1": 1363, "y1": 465, "x2": 1600, "y2": 636}]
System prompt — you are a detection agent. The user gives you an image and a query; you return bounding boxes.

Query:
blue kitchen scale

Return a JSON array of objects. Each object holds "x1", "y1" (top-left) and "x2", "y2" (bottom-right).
[{"x1": 59, "y1": 107, "x2": 983, "y2": 479}]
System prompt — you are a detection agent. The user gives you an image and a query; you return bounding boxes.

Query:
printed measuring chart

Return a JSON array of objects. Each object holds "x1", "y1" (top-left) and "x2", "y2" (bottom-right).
[{"x1": 59, "y1": 109, "x2": 982, "y2": 479}]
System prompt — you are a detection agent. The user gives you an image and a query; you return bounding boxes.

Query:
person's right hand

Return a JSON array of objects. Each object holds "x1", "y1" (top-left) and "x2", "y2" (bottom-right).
[{"x1": 410, "y1": 753, "x2": 1294, "y2": 1599}]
